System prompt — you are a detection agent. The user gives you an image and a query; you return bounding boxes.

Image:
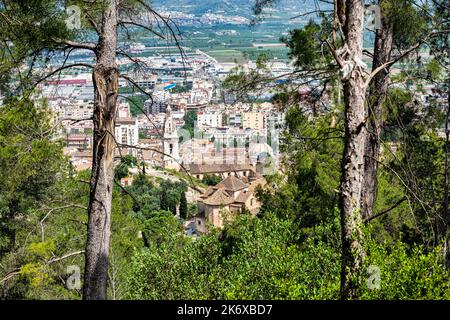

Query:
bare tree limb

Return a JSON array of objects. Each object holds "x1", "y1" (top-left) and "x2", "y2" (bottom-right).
[
  {"x1": 46, "y1": 250, "x2": 85, "y2": 264},
  {"x1": 1, "y1": 250, "x2": 85, "y2": 284},
  {"x1": 34, "y1": 63, "x2": 94, "y2": 88},
  {"x1": 365, "y1": 197, "x2": 408, "y2": 223},
  {"x1": 40, "y1": 204, "x2": 88, "y2": 242},
  {"x1": 118, "y1": 21, "x2": 165, "y2": 39},
  {"x1": 51, "y1": 38, "x2": 97, "y2": 52},
  {"x1": 365, "y1": 30, "x2": 450, "y2": 88}
]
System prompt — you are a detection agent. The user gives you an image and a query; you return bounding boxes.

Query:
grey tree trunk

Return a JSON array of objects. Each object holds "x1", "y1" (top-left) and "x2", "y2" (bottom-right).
[
  {"x1": 83, "y1": 1, "x2": 118, "y2": 300},
  {"x1": 361, "y1": 14, "x2": 394, "y2": 219},
  {"x1": 339, "y1": 0, "x2": 367, "y2": 300},
  {"x1": 444, "y1": 84, "x2": 450, "y2": 266}
]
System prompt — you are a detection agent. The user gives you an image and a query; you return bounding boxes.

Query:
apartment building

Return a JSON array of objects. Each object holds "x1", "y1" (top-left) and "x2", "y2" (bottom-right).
[{"x1": 242, "y1": 112, "x2": 264, "y2": 131}]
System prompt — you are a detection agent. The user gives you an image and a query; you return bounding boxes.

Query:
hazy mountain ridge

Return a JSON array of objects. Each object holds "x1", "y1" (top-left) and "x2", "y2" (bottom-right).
[{"x1": 151, "y1": 0, "x2": 317, "y2": 17}]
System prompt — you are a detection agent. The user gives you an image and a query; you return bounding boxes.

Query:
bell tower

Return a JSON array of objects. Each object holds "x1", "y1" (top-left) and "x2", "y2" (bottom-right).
[{"x1": 162, "y1": 105, "x2": 180, "y2": 170}]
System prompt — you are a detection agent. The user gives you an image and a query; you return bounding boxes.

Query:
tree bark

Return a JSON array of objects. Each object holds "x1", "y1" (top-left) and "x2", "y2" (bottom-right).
[
  {"x1": 336, "y1": 0, "x2": 347, "y2": 27},
  {"x1": 83, "y1": 1, "x2": 118, "y2": 300},
  {"x1": 444, "y1": 84, "x2": 450, "y2": 266},
  {"x1": 361, "y1": 11, "x2": 394, "y2": 219},
  {"x1": 339, "y1": 0, "x2": 367, "y2": 300}
]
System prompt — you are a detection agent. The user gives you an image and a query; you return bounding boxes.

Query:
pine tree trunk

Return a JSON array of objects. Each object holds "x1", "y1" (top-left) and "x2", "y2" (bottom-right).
[
  {"x1": 339, "y1": 0, "x2": 367, "y2": 300},
  {"x1": 361, "y1": 14, "x2": 394, "y2": 219},
  {"x1": 444, "y1": 84, "x2": 450, "y2": 266},
  {"x1": 83, "y1": 1, "x2": 118, "y2": 300}
]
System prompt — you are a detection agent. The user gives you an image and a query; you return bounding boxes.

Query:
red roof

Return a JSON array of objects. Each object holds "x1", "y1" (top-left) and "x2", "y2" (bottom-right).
[{"x1": 46, "y1": 79, "x2": 87, "y2": 86}]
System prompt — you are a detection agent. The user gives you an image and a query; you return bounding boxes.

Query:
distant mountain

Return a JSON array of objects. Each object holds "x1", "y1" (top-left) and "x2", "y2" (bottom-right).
[
  {"x1": 151, "y1": 0, "x2": 317, "y2": 17},
  {"x1": 151, "y1": 0, "x2": 252, "y2": 15}
]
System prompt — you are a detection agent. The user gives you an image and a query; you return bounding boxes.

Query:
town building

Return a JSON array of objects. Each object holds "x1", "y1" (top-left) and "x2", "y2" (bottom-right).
[
  {"x1": 66, "y1": 133, "x2": 92, "y2": 150},
  {"x1": 162, "y1": 105, "x2": 180, "y2": 170},
  {"x1": 197, "y1": 111, "x2": 223, "y2": 129},
  {"x1": 115, "y1": 117, "x2": 139, "y2": 153},
  {"x1": 197, "y1": 175, "x2": 265, "y2": 229},
  {"x1": 242, "y1": 111, "x2": 265, "y2": 130},
  {"x1": 185, "y1": 163, "x2": 256, "y2": 181}
]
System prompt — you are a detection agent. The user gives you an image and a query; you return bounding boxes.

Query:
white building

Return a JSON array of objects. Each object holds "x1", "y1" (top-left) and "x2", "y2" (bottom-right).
[
  {"x1": 197, "y1": 111, "x2": 223, "y2": 129},
  {"x1": 115, "y1": 118, "x2": 139, "y2": 156},
  {"x1": 162, "y1": 106, "x2": 180, "y2": 170},
  {"x1": 266, "y1": 112, "x2": 285, "y2": 129},
  {"x1": 242, "y1": 112, "x2": 265, "y2": 131},
  {"x1": 226, "y1": 112, "x2": 242, "y2": 127}
]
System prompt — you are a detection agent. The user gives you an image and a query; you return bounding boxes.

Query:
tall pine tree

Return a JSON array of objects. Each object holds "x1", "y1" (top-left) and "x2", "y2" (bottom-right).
[
  {"x1": 0, "y1": 0, "x2": 181, "y2": 299},
  {"x1": 160, "y1": 190, "x2": 169, "y2": 212},
  {"x1": 179, "y1": 192, "x2": 188, "y2": 220}
]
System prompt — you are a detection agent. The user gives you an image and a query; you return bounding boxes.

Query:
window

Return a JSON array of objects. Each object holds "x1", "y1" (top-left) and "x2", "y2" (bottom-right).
[{"x1": 169, "y1": 143, "x2": 173, "y2": 154}]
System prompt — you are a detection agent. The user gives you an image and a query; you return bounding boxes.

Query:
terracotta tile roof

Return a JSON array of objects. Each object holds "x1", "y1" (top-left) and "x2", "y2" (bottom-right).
[
  {"x1": 67, "y1": 134, "x2": 91, "y2": 140},
  {"x1": 216, "y1": 175, "x2": 248, "y2": 192},
  {"x1": 248, "y1": 177, "x2": 267, "y2": 192},
  {"x1": 72, "y1": 151, "x2": 92, "y2": 158},
  {"x1": 116, "y1": 117, "x2": 136, "y2": 125},
  {"x1": 200, "y1": 186, "x2": 216, "y2": 199},
  {"x1": 202, "y1": 189, "x2": 234, "y2": 206},
  {"x1": 142, "y1": 148, "x2": 163, "y2": 161},
  {"x1": 138, "y1": 138, "x2": 160, "y2": 145},
  {"x1": 74, "y1": 161, "x2": 92, "y2": 171},
  {"x1": 235, "y1": 190, "x2": 252, "y2": 203},
  {"x1": 186, "y1": 163, "x2": 255, "y2": 174}
]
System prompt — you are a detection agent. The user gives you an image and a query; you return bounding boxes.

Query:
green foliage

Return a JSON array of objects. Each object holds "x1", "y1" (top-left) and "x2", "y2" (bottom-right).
[
  {"x1": 201, "y1": 174, "x2": 222, "y2": 186},
  {"x1": 128, "y1": 173, "x2": 160, "y2": 214},
  {"x1": 256, "y1": 52, "x2": 269, "y2": 69},
  {"x1": 19, "y1": 262, "x2": 51, "y2": 288},
  {"x1": 108, "y1": 187, "x2": 144, "y2": 299},
  {"x1": 114, "y1": 155, "x2": 137, "y2": 180},
  {"x1": 361, "y1": 238, "x2": 450, "y2": 299},
  {"x1": 0, "y1": 1, "x2": 81, "y2": 95},
  {"x1": 170, "y1": 202, "x2": 177, "y2": 215},
  {"x1": 126, "y1": 173, "x2": 189, "y2": 220},
  {"x1": 27, "y1": 240, "x2": 56, "y2": 260},
  {"x1": 380, "y1": 87, "x2": 447, "y2": 246},
  {"x1": 127, "y1": 95, "x2": 146, "y2": 117},
  {"x1": 257, "y1": 106, "x2": 343, "y2": 228},
  {"x1": 160, "y1": 189, "x2": 169, "y2": 211},
  {"x1": 281, "y1": 19, "x2": 333, "y2": 69},
  {"x1": 0, "y1": 97, "x2": 67, "y2": 256},
  {"x1": 181, "y1": 110, "x2": 197, "y2": 139},
  {"x1": 382, "y1": 0, "x2": 428, "y2": 50},
  {"x1": 369, "y1": 171, "x2": 411, "y2": 244},
  {"x1": 126, "y1": 213, "x2": 341, "y2": 300},
  {"x1": 170, "y1": 85, "x2": 191, "y2": 93},
  {"x1": 126, "y1": 210, "x2": 450, "y2": 300},
  {"x1": 1, "y1": 168, "x2": 143, "y2": 299},
  {"x1": 179, "y1": 192, "x2": 188, "y2": 220},
  {"x1": 142, "y1": 210, "x2": 182, "y2": 246}
]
